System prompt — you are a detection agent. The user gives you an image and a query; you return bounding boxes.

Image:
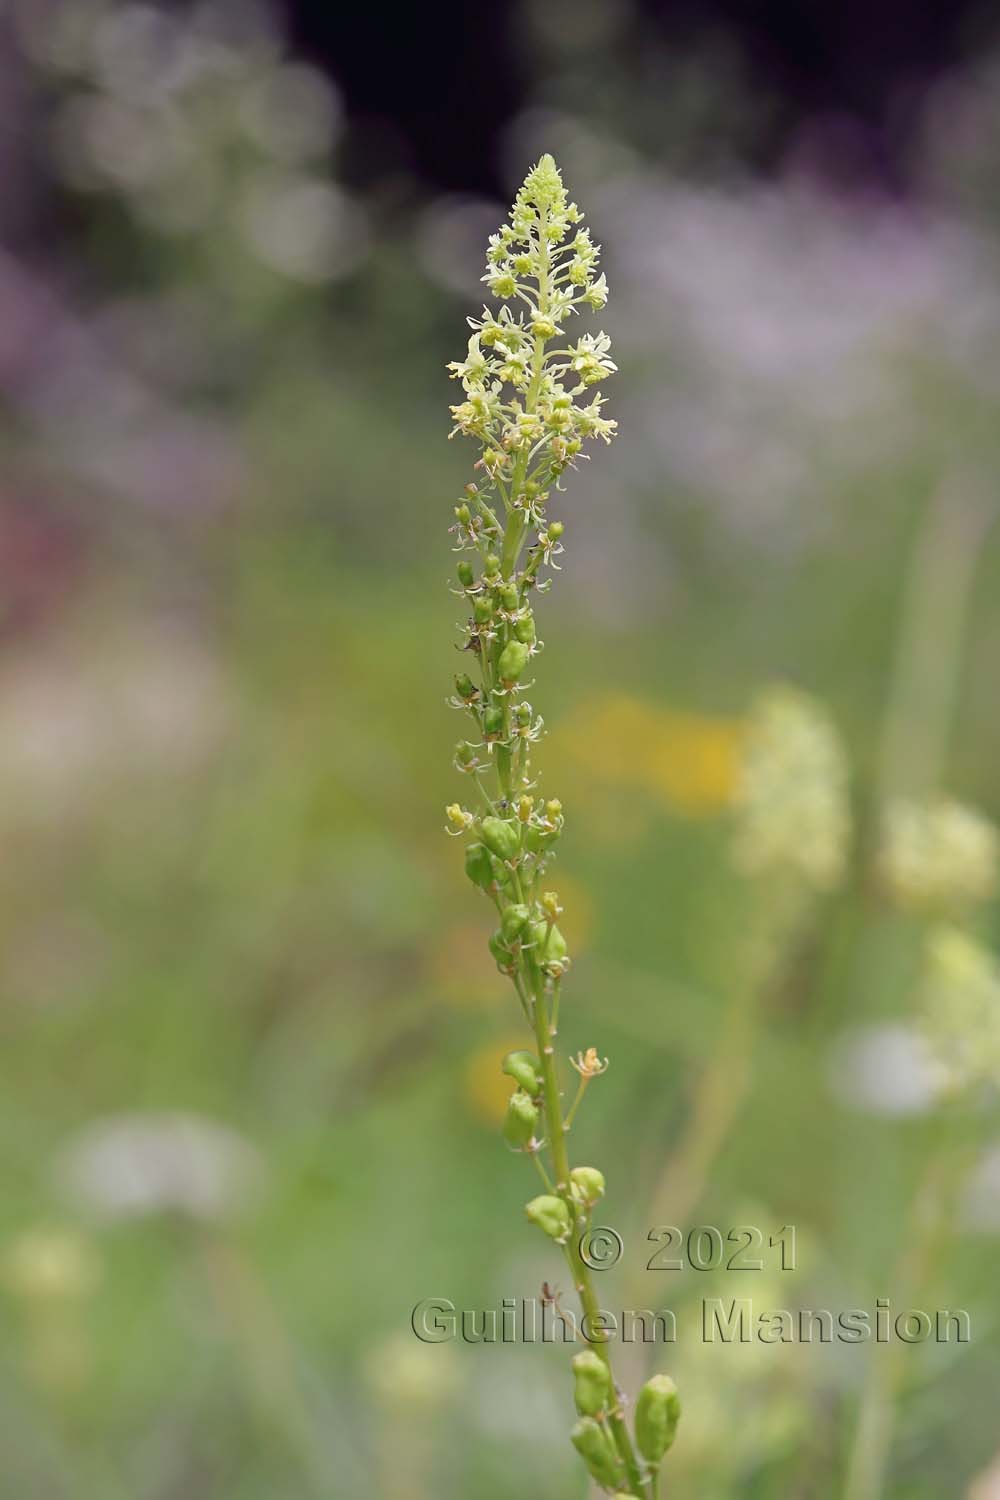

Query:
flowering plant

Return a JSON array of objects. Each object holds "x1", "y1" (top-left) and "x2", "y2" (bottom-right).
[{"x1": 444, "y1": 155, "x2": 679, "y2": 1497}]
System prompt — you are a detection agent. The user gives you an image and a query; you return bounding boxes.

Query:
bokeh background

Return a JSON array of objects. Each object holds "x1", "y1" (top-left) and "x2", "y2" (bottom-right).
[{"x1": 3, "y1": 0, "x2": 1000, "y2": 1495}]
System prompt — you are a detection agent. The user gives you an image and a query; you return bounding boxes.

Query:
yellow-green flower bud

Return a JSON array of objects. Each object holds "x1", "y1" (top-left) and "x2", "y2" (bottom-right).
[
  {"x1": 571, "y1": 1417, "x2": 622, "y2": 1489},
  {"x1": 465, "y1": 843, "x2": 495, "y2": 890},
  {"x1": 501, "y1": 903, "x2": 531, "y2": 942},
  {"x1": 634, "y1": 1374, "x2": 680, "y2": 1464},
  {"x1": 502, "y1": 1089, "x2": 539, "y2": 1149},
  {"x1": 572, "y1": 1350, "x2": 611, "y2": 1417},
  {"x1": 570, "y1": 1166, "x2": 605, "y2": 1207},
  {"x1": 502, "y1": 1049, "x2": 542, "y2": 1093},
  {"x1": 498, "y1": 640, "x2": 530, "y2": 682},
  {"x1": 481, "y1": 816, "x2": 521, "y2": 861},
  {"x1": 525, "y1": 1194, "x2": 571, "y2": 1241},
  {"x1": 548, "y1": 520, "x2": 564, "y2": 540},
  {"x1": 532, "y1": 317, "x2": 557, "y2": 338},
  {"x1": 446, "y1": 803, "x2": 473, "y2": 831}
]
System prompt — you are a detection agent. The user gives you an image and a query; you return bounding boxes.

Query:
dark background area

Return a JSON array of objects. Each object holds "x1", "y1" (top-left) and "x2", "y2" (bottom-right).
[{"x1": 290, "y1": 0, "x2": 998, "y2": 191}]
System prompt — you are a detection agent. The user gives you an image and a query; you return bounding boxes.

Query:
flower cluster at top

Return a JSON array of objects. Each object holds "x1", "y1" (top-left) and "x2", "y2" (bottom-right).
[
  {"x1": 448, "y1": 153, "x2": 616, "y2": 515},
  {"x1": 444, "y1": 156, "x2": 619, "y2": 994}
]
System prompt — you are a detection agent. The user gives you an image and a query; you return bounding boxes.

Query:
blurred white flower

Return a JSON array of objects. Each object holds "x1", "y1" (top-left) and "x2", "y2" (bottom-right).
[
  {"x1": 238, "y1": 62, "x2": 342, "y2": 162},
  {"x1": 0, "y1": 625, "x2": 233, "y2": 817},
  {"x1": 827, "y1": 1022, "x2": 946, "y2": 1116},
  {"x1": 238, "y1": 171, "x2": 368, "y2": 282},
  {"x1": 733, "y1": 685, "x2": 850, "y2": 889},
  {"x1": 416, "y1": 196, "x2": 510, "y2": 299},
  {"x1": 918, "y1": 926, "x2": 1000, "y2": 1094},
  {"x1": 55, "y1": 1112, "x2": 265, "y2": 1222},
  {"x1": 91, "y1": 5, "x2": 179, "y2": 100}
]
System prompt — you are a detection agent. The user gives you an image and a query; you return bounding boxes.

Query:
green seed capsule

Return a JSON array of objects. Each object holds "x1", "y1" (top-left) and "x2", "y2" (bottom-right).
[
  {"x1": 570, "y1": 1417, "x2": 622, "y2": 1489},
  {"x1": 498, "y1": 640, "x2": 530, "y2": 682},
  {"x1": 502, "y1": 1050, "x2": 542, "y2": 1094},
  {"x1": 455, "y1": 504, "x2": 471, "y2": 525},
  {"x1": 501, "y1": 903, "x2": 531, "y2": 942},
  {"x1": 514, "y1": 614, "x2": 536, "y2": 645},
  {"x1": 572, "y1": 1350, "x2": 611, "y2": 1417},
  {"x1": 464, "y1": 843, "x2": 495, "y2": 891},
  {"x1": 484, "y1": 554, "x2": 501, "y2": 575},
  {"x1": 488, "y1": 929, "x2": 514, "y2": 970},
  {"x1": 457, "y1": 560, "x2": 475, "y2": 588},
  {"x1": 473, "y1": 596, "x2": 493, "y2": 625},
  {"x1": 455, "y1": 740, "x2": 475, "y2": 766},
  {"x1": 570, "y1": 1167, "x2": 606, "y2": 1207},
  {"x1": 548, "y1": 521, "x2": 564, "y2": 540},
  {"x1": 482, "y1": 703, "x2": 504, "y2": 738},
  {"x1": 525, "y1": 1195, "x2": 571, "y2": 1241},
  {"x1": 634, "y1": 1374, "x2": 681, "y2": 1464},
  {"x1": 515, "y1": 701, "x2": 533, "y2": 726},
  {"x1": 529, "y1": 921, "x2": 568, "y2": 965},
  {"x1": 454, "y1": 672, "x2": 478, "y2": 702},
  {"x1": 499, "y1": 583, "x2": 519, "y2": 611},
  {"x1": 502, "y1": 1089, "x2": 539, "y2": 1149},
  {"x1": 480, "y1": 816, "x2": 520, "y2": 862}
]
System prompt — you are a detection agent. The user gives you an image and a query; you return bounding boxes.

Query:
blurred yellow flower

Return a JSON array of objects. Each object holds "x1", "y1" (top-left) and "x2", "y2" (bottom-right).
[
  {"x1": 463, "y1": 1036, "x2": 527, "y2": 1126},
  {"x1": 364, "y1": 1330, "x2": 458, "y2": 1411},
  {"x1": 552, "y1": 694, "x2": 740, "y2": 818},
  {"x1": 2, "y1": 1228, "x2": 100, "y2": 1303}
]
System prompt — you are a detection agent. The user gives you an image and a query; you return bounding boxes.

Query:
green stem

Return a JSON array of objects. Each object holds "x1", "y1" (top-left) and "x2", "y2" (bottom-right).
[
  {"x1": 563, "y1": 1075, "x2": 588, "y2": 1131},
  {"x1": 526, "y1": 957, "x2": 647, "y2": 1498}
]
